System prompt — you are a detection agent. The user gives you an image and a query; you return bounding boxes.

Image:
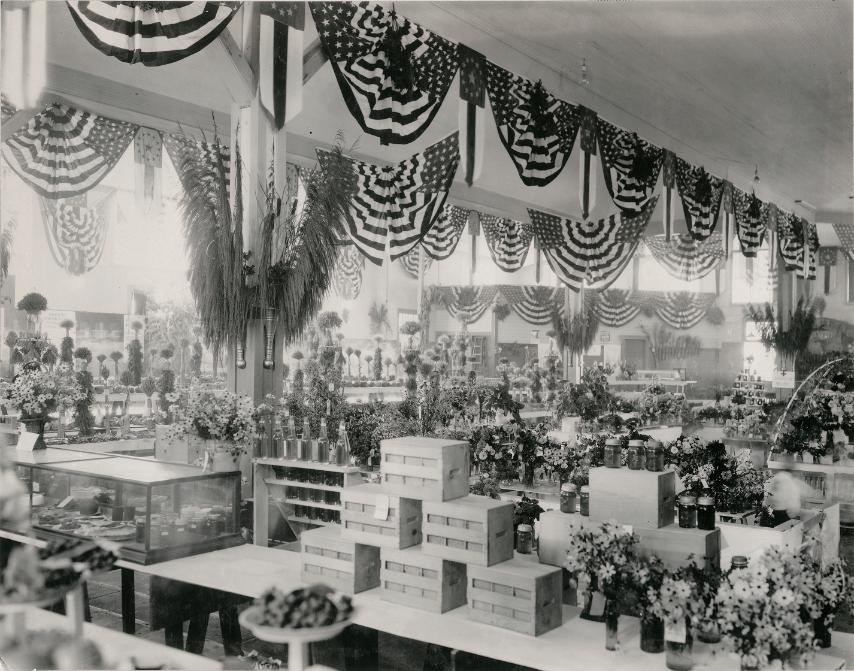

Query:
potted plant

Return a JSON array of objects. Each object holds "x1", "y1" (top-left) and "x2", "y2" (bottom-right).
[
  {"x1": 0, "y1": 365, "x2": 83, "y2": 449},
  {"x1": 59, "y1": 320, "x2": 74, "y2": 364},
  {"x1": 72, "y1": 347, "x2": 95, "y2": 437},
  {"x1": 140, "y1": 375, "x2": 157, "y2": 427},
  {"x1": 512, "y1": 495, "x2": 544, "y2": 549},
  {"x1": 17, "y1": 292, "x2": 47, "y2": 335},
  {"x1": 170, "y1": 390, "x2": 261, "y2": 472}
]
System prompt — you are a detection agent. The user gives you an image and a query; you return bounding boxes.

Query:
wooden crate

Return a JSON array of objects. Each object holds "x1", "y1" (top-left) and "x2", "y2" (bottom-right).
[
  {"x1": 467, "y1": 557, "x2": 562, "y2": 636},
  {"x1": 588, "y1": 467, "x2": 676, "y2": 529},
  {"x1": 380, "y1": 546, "x2": 467, "y2": 613},
  {"x1": 341, "y1": 483, "x2": 422, "y2": 549},
  {"x1": 635, "y1": 524, "x2": 721, "y2": 571},
  {"x1": 300, "y1": 525, "x2": 380, "y2": 595},
  {"x1": 421, "y1": 495, "x2": 513, "y2": 567},
  {"x1": 379, "y1": 436, "x2": 470, "y2": 502}
]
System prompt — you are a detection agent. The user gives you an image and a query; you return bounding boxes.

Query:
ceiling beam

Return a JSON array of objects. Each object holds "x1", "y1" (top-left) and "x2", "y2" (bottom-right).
[
  {"x1": 44, "y1": 64, "x2": 230, "y2": 138},
  {"x1": 213, "y1": 29, "x2": 256, "y2": 105},
  {"x1": 303, "y1": 39, "x2": 327, "y2": 84}
]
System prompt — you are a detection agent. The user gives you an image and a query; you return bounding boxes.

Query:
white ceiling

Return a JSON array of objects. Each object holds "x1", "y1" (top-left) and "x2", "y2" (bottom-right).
[{"x1": 40, "y1": 0, "x2": 853, "y2": 222}]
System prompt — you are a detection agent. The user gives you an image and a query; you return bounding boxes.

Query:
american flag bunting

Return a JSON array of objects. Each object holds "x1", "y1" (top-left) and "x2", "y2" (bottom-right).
[
  {"x1": 421, "y1": 204, "x2": 469, "y2": 260},
  {"x1": 259, "y1": 2, "x2": 305, "y2": 130},
  {"x1": 597, "y1": 118, "x2": 663, "y2": 215},
  {"x1": 458, "y1": 44, "x2": 486, "y2": 186},
  {"x1": 644, "y1": 233, "x2": 725, "y2": 282},
  {"x1": 586, "y1": 289, "x2": 640, "y2": 327},
  {"x1": 480, "y1": 214, "x2": 533, "y2": 272},
  {"x1": 499, "y1": 285, "x2": 565, "y2": 324},
  {"x1": 674, "y1": 158, "x2": 724, "y2": 241}
]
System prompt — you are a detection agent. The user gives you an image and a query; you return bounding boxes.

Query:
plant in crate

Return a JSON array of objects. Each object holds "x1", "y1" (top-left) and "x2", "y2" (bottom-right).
[{"x1": 564, "y1": 521, "x2": 638, "y2": 648}]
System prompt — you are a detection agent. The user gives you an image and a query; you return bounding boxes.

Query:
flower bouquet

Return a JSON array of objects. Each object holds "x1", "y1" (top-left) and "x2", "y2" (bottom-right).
[
  {"x1": 802, "y1": 557, "x2": 853, "y2": 648},
  {"x1": 715, "y1": 548, "x2": 816, "y2": 670},
  {"x1": 627, "y1": 555, "x2": 669, "y2": 653},
  {"x1": 649, "y1": 568, "x2": 707, "y2": 670}
]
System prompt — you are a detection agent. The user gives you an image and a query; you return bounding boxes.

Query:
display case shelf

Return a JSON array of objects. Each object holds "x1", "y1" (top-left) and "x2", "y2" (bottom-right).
[
  {"x1": 264, "y1": 478, "x2": 345, "y2": 492},
  {"x1": 255, "y1": 457, "x2": 360, "y2": 473},
  {"x1": 282, "y1": 498, "x2": 340, "y2": 511},
  {"x1": 288, "y1": 515, "x2": 337, "y2": 527}
]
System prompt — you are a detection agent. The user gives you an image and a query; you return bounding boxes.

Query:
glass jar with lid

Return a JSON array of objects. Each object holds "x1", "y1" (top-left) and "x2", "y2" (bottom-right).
[
  {"x1": 730, "y1": 555, "x2": 748, "y2": 570},
  {"x1": 678, "y1": 494, "x2": 697, "y2": 528},
  {"x1": 645, "y1": 440, "x2": 664, "y2": 472},
  {"x1": 516, "y1": 524, "x2": 534, "y2": 554},
  {"x1": 627, "y1": 440, "x2": 646, "y2": 470},
  {"x1": 697, "y1": 494, "x2": 716, "y2": 530},
  {"x1": 579, "y1": 486, "x2": 590, "y2": 516},
  {"x1": 560, "y1": 483, "x2": 577, "y2": 513},
  {"x1": 604, "y1": 438, "x2": 622, "y2": 468}
]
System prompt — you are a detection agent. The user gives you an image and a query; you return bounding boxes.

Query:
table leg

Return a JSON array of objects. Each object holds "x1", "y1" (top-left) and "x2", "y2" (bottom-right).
[
  {"x1": 219, "y1": 605, "x2": 244, "y2": 657},
  {"x1": 288, "y1": 641, "x2": 308, "y2": 671},
  {"x1": 185, "y1": 613, "x2": 210, "y2": 655},
  {"x1": 164, "y1": 621, "x2": 184, "y2": 649},
  {"x1": 81, "y1": 581, "x2": 92, "y2": 622},
  {"x1": 121, "y1": 568, "x2": 135, "y2": 635}
]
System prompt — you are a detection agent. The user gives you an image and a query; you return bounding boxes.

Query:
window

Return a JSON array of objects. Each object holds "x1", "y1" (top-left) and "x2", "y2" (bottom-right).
[{"x1": 731, "y1": 246, "x2": 773, "y2": 305}]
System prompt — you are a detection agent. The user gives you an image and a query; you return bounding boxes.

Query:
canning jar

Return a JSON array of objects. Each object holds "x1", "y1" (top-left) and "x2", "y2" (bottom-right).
[
  {"x1": 645, "y1": 440, "x2": 664, "y2": 472},
  {"x1": 560, "y1": 483, "x2": 577, "y2": 513},
  {"x1": 627, "y1": 440, "x2": 646, "y2": 470},
  {"x1": 678, "y1": 494, "x2": 697, "y2": 529},
  {"x1": 604, "y1": 438, "x2": 622, "y2": 468},
  {"x1": 697, "y1": 495, "x2": 716, "y2": 531},
  {"x1": 516, "y1": 524, "x2": 534, "y2": 554},
  {"x1": 579, "y1": 486, "x2": 590, "y2": 516}
]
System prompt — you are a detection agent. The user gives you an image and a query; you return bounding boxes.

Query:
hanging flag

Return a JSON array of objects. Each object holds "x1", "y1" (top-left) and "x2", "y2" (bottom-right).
[
  {"x1": 661, "y1": 150, "x2": 676, "y2": 241},
  {"x1": 437, "y1": 286, "x2": 498, "y2": 325},
  {"x1": 629, "y1": 291, "x2": 718, "y2": 330},
  {"x1": 38, "y1": 191, "x2": 113, "y2": 275},
  {"x1": 134, "y1": 127, "x2": 162, "y2": 213},
  {"x1": 777, "y1": 211, "x2": 817, "y2": 280},
  {"x1": 499, "y1": 285, "x2": 564, "y2": 324},
  {"x1": 818, "y1": 247, "x2": 837, "y2": 295},
  {"x1": 673, "y1": 157, "x2": 724, "y2": 241},
  {"x1": 528, "y1": 198, "x2": 657, "y2": 292},
  {"x1": 596, "y1": 119, "x2": 663, "y2": 215},
  {"x1": 469, "y1": 210, "x2": 480, "y2": 274},
  {"x1": 534, "y1": 238, "x2": 542, "y2": 283},
  {"x1": 1, "y1": 0, "x2": 46, "y2": 110},
  {"x1": 732, "y1": 188, "x2": 767, "y2": 258},
  {"x1": 485, "y1": 62, "x2": 581, "y2": 186},
  {"x1": 259, "y1": 2, "x2": 305, "y2": 130},
  {"x1": 479, "y1": 214, "x2": 533, "y2": 272},
  {"x1": 578, "y1": 107, "x2": 598, "y2": 219},
  {"x1": 832, "y1": 223, "x2": 854, "y2": 261},
  {"x1": 309, "y1": 2, "x2": 459, "y2": 145},
  {"x1": 163, "y1": 132, "x2": 231, "y2": 206},
  {"x1": 420, "y1": 204, "x2": 469, "y2": 261},
  {"x1": 586, "y1": 289, "x2": 640, "y2": 327},
  {"x1": 643, "y1": 233, "x2": 725, "y2": 282},
  {"x1": 3, "y1": 103, "x2": 138, "y2": 199},
  {"x1": 399, "y1": 245, "x2": 433, "y2": 279},
  {"x1": 720, "y1": 181, "x2": 734, "y2": 258},
  {"x1": 458, "y1": 44, "x2": 485, "y2": 186},
  {"x1": 332, "y1": 244, "x2": 365, "y2": 300},
  {"x1": 66, "y1": 1, "x2": 239, "y2": 66},
  {"x1": 316, "y1": 132, "x2": 459, "y2": 265}
]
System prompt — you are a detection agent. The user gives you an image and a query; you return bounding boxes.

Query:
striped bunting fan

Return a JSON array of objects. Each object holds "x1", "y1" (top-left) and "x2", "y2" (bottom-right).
[
  {"x1": 777, "y1": 211, "x2": 817, "y2": 279},
  {"x1": 1, "y1": 95, "x2": 16, "y2": 124},
  {"x1": 438, "y1": 286, "x2": 498, "y2": 325},
  {"x1": 585, "y1": 289, "x2": 640, "y2": 327},
  {"x1": 597, "y1": 119, "x2": 663, "y2": 215},
  {"x1": 499, "y1": 285, "x2": 565, "y2": 325},
  {"x1": 399, "y1": 246, "x2": 433, "y2": 278},
  {"x1": 732, "y1": 188, "x2": 767, "y2": 257},
  {"x1": 833, "y1": 223, "x2": 854, "y2": 262},
  {"x1": 316, "y1": 132, "x2": 459, "y2": 265},
  {"x1": 332, "y1": 245, "x2": 365, "y2": 300},
  {"x1": 480, "y1": 214, "x2": 533, "y2": 272},
  {"x1": 485, "y1": 62, "x2": 581, "y2": 187},
  {"x1": 309, "y1": 2, "x2": 459, "y2": 145},
  {"x1": 66, "y1": 1, "x2": 239, "y2": 66},
  {"x1": 674, "y1": 158, "x2": 724, "y2": 241},
  {"x1": 163, "y1": 132, "x2": 231, "y2": 208},
  {"x1": 38, "y1": 191, "x2": 113, "y2": 276},
  {"x1": 3, "y1": 103, "x2": 138, "y2": 199},
  {"x1": 630, "y1": 291, "x2": 717, "y2": 330},
  {"x1": 421, "y1": 204, "x2": 469, "y2": 260},
  {"x1": 528, "y1": 198, "x2": 657, "y2": 293},
  {"x1": 643, "y1": 233, "x2": 725, "y2": 281}
]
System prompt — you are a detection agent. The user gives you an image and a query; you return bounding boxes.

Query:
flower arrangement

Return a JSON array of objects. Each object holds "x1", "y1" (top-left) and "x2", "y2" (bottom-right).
[
  {"x1": 513, "y1": 495, "x2": 544, "y2": 527},
  {"x1": 715, "y1": 547, "x2": 817, "y2": 669},
  {"x1": 563, "y1": 520, "x2": 638, "y2": 603},
  {"x1": 553, "y1": 366, "x2": 615, "y2": 421},
  {"x1": 0, "y1": 365, "x2": 84, "y2": 418},
  {"x1": 806, "y1": 558, "x2": 853, "y2": 644},
  {"x1": 618, "y1": 359, "x2": 636, "y2": 380},
  {"x1": 649, "y1": 570, "x2": 705, "y2": 631},
  {"x1": 469, "y1": 472, "x2": 502, "y2": 499},
  {"x1": 627, "y1": 555, "x2": 669, "y2": 622},
  {"x1": 169, "y1": 390, "x2": 261, "y2": 458}
]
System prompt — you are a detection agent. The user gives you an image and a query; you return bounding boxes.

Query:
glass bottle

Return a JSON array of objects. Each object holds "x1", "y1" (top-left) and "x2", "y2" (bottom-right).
[
  {"x1": 604, "y1": 438, "x2": 622, "y2": 468},
  {"x1": 317, "y1": 418, "x2": 328, "y2": 464},
  {"x1": 286, "y1": 415, "x2": 297, "y2": 460},
  {"x1": 627, "y1": 439, "x2": 645, "y2": 470},
  {"x1": 677, "y1": 495, "x2": 697, "y2": 529},
  {"x1": 516, "y1": 524, "x2": 533, "y2": 554},
  {"x1": 560, "y1": 483, "x2": 577, "y2": 513},
  {"x1": 697, "y1": 494, "x2": 715, "y2": 530},
  {"x1": 337, "y1": 420, "x2": 349, "y2": 465},
  {"x1": 646, "y1": 440, "x2": 664, "y2": 472},
  {"x1": 579, "y1": 486, "x2": 590, "y2": 516},
  {"x1": 302, "y1": 418, "x2": 314, "y2": 461}
]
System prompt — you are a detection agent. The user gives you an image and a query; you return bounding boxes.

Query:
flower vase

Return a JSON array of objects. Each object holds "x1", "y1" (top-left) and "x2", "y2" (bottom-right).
[
  {"x1": 208, "y1": 442, "x2": 239, "y2": 473},
  {"x1": 523, "y1": 463, "x2": 535, "y2": 487},
  {"x1": 604, "y1": 602, "x2": 619, "y2": 651},
  {"x1": 20, "y1": 417, "x2": 47, "y2": 450},
  {"x1": 640, "y1": 616, "x2": 665, "y2": 653},
  {"x1": 579, "y1": 577, "x2": 607, "y2": 623},
  {"x1": 814, "y1": 612, "x2": 832, "y2": 649},
  {"x1": 695, "y1": 619, "x2": 721, "y2": 644},
  {"x1": 665, "y1": 631, "x2": 693, "y2": 671}
]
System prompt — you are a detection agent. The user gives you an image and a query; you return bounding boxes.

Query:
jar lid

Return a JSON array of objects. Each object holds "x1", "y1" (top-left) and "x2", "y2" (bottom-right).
[
  {"x1": 678, "y1": 494, "x2": 697, "y2": 504},
  {"x1": 697, "y1": 495, "x2": 715, "y2": 505},
  {"x1": 580, "y1": 485, "x2": 589, "y2": 493},
  {"x1": 561, "y1": 483, "x2": 576, "y2": 493},
  {"x1": 517, "y1": 524, "x2": 533, "y2": 532},
  {"x1": 605, "y1": 438, "x2": 622, "y2": 445},
  {"x1": 647, "y1": 439, "x2": 662, "y2": 447},
  {"x1": 731, "y1": 555, "x2": 748, "y2": 568},
  {"x1": 628, "y1": 439, "x2": 645, "y2": 447}
]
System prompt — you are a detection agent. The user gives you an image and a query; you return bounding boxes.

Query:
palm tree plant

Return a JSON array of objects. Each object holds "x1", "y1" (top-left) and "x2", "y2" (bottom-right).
[
  {"x1": 110, "y1": 351, "x2": 124, "y2": 378},
  {"x1": 59, "y1": 319, "x2": 75, "y2": 364},
  {"x1": 292, "y1": 350, "x2": 304, "y2": 370},
  {"x1": 126, "y1": 320, "x2": 144, "y2": 385},
  {"x1": 369, "y1": 302, "x2": 391, "y2": 334},
  {"x1": 384, "y1": 356, "x2": 393, "y2": 379},
  {"x1": 747, "y1": 296, "x2": 824, "y2": 374},
  {"x1": 17, "y1": 292, "x2": 47, "y2": 334},
  {"x1": 345, "y1": 346, "x2": 354, "y2": 377},
  {"x1": 551, "y1": 307, "x2": 598, "y2": 371},
  {"x1": 354, "y1": 349, "x2": 362, "y2": 378},
  {"x1": 96, "y1": 353, "x2": 108, "y2": 380}
]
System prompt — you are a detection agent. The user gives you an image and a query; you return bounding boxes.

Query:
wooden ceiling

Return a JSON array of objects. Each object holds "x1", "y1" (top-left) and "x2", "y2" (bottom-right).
[{"x1": 41, "y1": 1, "x2": 853, "y2": 222}]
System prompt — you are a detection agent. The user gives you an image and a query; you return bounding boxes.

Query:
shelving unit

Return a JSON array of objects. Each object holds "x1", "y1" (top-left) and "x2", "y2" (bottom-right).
[{"x1": 254, "y1": 456, "x2": 363, "y2": 544}]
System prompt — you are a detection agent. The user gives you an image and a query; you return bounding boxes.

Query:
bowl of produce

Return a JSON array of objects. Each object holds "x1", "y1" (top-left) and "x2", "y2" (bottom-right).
[{"x1": 238, "y1": 584, "x2": 354, "y2": 645}]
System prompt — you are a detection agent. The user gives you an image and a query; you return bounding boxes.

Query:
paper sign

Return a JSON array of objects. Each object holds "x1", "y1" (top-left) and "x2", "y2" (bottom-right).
[
  {"x1": 772, "y1": 369, "x2": 795, "y2": 390},
  {"x1": 587, "y1": 591, "x2": 607, "y2": 618},
  {"x1": 373, "y1": 494, "x2": 390, "y2": 521},
  {"x1": 665, "y1": 619, "x2": 687, "y2": 643},
  {"x1": 57, "y1": 496, "x2": 74, "y2": 509},
  {"x1": 16, "y1": 430, "x2": 38, "y2": 451}
]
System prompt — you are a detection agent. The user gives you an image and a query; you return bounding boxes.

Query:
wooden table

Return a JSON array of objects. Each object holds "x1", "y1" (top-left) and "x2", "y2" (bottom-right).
[{"x1": 11, "y1": 607, "x2": 221, "y2": 670}]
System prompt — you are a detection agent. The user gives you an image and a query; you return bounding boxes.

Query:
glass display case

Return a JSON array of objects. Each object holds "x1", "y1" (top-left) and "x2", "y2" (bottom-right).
[{"x1": 5, "y1": 447, "x2": 242, "y2": 564}]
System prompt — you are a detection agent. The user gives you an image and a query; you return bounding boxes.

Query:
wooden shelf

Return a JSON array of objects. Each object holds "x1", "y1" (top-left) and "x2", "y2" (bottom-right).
[
  {"x1": 255, "y1": 457, "x2": 360, "y2": 473},
  {"x1": 264, "y1": 477, "x2": 344, "y2": 492},
  {"x1": 282, "y1": 497, "x2": 340, "y2": 511},
  {"x1": 287, "y1": 515, "x2": 337, "y2": 527}
]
